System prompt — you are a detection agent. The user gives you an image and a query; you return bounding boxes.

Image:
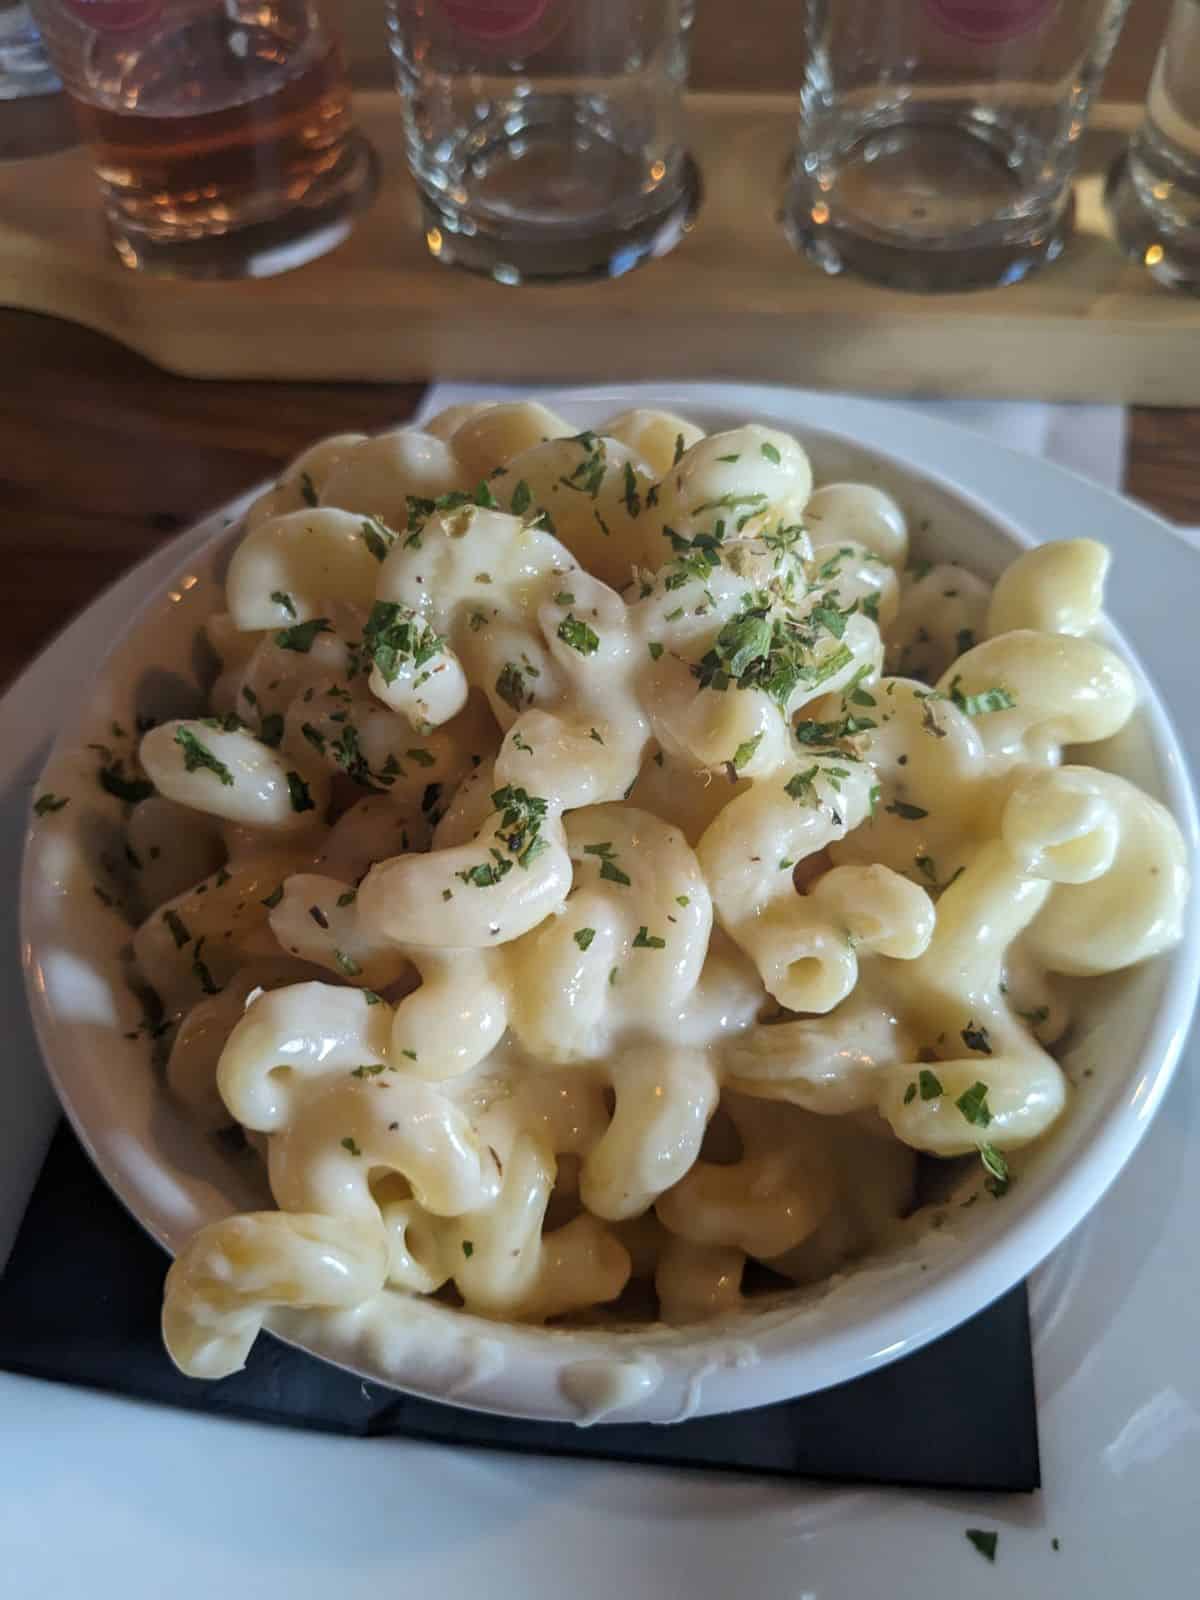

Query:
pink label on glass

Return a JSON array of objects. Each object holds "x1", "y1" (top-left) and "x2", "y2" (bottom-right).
[
  {"x1": 62, "y1": 0, "x2": 163, "y2": 31},
  {"x1": 924, "y1": 0, "x2": 1055, "y2": 44},
  {"x1": 440, "y1": 0, "x2": 553, "y2": 44}
]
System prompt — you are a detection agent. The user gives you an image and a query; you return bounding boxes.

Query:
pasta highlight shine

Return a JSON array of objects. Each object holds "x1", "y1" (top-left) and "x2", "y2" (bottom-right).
[{"x1": 108, "y1": 402, "x2": 1186, "y2": 1378}]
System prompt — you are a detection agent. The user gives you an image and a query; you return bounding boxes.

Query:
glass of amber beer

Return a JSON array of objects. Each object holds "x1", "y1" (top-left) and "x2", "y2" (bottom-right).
[{"x1": 29, "y1": 0, "x2": 376, "y2": 277}]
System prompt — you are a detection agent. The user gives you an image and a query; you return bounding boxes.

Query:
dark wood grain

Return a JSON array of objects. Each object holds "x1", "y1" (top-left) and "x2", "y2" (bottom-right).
[
  {"x1": 0, "y1": 310, "x2": 425, "y2": 690},
  {"x1": 1126, "y1": 408, "x2": 1200, "y2": 524},
  {"x1": 1, "y1": 308, "x2": 1197, "y2": 695}
]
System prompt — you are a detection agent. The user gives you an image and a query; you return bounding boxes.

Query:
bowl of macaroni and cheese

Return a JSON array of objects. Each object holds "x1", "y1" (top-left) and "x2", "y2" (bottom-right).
[{"x1": 22, "y1": 394, "x2": 1196, "y2": 1424}]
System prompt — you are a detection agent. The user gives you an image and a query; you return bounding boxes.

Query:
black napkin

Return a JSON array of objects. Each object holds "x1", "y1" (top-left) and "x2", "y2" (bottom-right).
[{"x1": 0, "y1": 1124, "x2": 1039, "y2": 1490}]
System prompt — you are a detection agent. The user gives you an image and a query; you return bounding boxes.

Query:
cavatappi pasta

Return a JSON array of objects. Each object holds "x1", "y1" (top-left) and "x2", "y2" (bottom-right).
[{"x1": 77, "y1": 404, "x2": 1188, "y2": 1378}]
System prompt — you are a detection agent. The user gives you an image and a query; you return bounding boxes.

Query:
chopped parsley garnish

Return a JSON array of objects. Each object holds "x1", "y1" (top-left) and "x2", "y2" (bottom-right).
[
  {"x1": 558, "y1": 431, "x2": 607, "y2": 497},
  {"x1": 965, "y1": 1530, "x2": 997, "y2": 1564},
  {"x1": 981, "y1": 1143, "x2": 1010, "y2": 1197},
  {"x1": 557, "y1": 614, "x2": 600, "y2": 655},
  {"x1": 214, "y1": 867, "x2": 231, "y2": 887},
  {"x1": 573, "y1": 927, "x2": 596, "y2": 951},
  {"x1": 496, "y1": 660, "x2": 535, "y2": 713},
  {"x1": 948, "y1": 677, "x2": 1016, "y2": 716},
  {"x1": 676, "y1": 895, "x2": 690, "y2": 907},
  {"x1": 510, "y1": 479, "x2": 532, "y2": 516},
  {"x1": 258, "y1": 712, "x2": 284, "y2": 749},
  {"x1": 716, "y1": 453, "x2": 740, "y2": 464},
  {"x1": 362, "y1": 990, "x2": 381, "y2": 1006},
  {"x1": 350, "y1": 1062, "x2": 385, "y2": 1078},
  {"x1": 620, "y1": 461, "x2": 641, "y2": 519},
  {"x1": 270, "y1": 590, "x2": 297, "y2": 617},
  {"x1": 191, "y1": 938, "x2": 219, "y2": 995},
  {"x1": 553, "y1": 591, "x2": 576, "y2": 606},
  {"x1": 760, "y1": 440, "x2": 782, "y2": 465},
  {"x1": 456, "y1": 853, "x2": 513, "y2": 889},
  {"x1": 903, "y1": 1082, "x2": 917, "y2": 1104},
  {"x1": 330, "y1": 725, "x2": 372, "y2": 788},
  {"x1": 784, "y1": 766, "x2": 819, "y2": 805},
  {"x1": 647, "y1": 641, "x2": 664, "y2": 661},
  {"x1": 693, "y1": 491, "x2": 768, "y2": 517},
  {"x1": 403, "y1": 483, "x2": 501, "y2": 546},
  {"x1": 731, "y1": 732, "x2": 763, "y2": 770},
  {"x1": 795, "y1": 713, "x2": 875, "y2": 748},
  {"x1": 512, "y1": 730, "x2": 533, "y2": 754},
  {"x1": 955, "y1": 628, "x2": 976, "y2": 656},
  {"x1": 163, "y1": 909, "x2": 191, "y2": 949},
  {"x1": 491, "y1": 785, "x2": 548, "y2": 865},
  {"x1": 461, "y1": 1240, "x2": 475, "y2": 1259},
  {"x1": 362, "y1": 601, "x2": 443, "y2": 685},
  {"x1": 589, "y1": 727, "x2": 604, "y2": 744},
  {"x1": 457, "y1": 786, "x2": 550, "y2": 886},
  {"x1": 336, "y1": 888, "x2": 357, "y2": 907},
  {"x1": 584, "y1": 841, "x2": 631, "y2": 886},
  {"x1": 868, "y1": 784, "x2": 881, "y2": 816},
  {"x1": 299, "y1": 472, "x2": 318, "y2": 507},
  {"x1": 844, "y1": 664, "x2": 876, "y2": 708},
  {"x1": 956, "y1": 1080, "x2": 993, "y2": 1126},
  {"x1": 961, "y1": 1022, "x2": 993, "y2": 1056},
  {"x1": 286, "y1": 771, "x2": 314, "y2": 813},
  {"x1": 33, "y1": 793, "x2": 69, "y2": 816},
  {"x1": 693, "y1": 599, "x2": 853, "y2": 706},
  {"x1": 261, "y1": 884, "x2": 284, "y2": 909},
  {"x1": 402, "y1": 1049, "x2": 418, "y2": 1061},
  {"x1": 275, "y1": 618, "x2": 331, "y2": 653},
  {"x1": 340, "y1": 1136, "x2": 362, "y2": 1156},
  {"x1": 915, "y1": 854, "x2": 939, "y2": 886},
  {"x1": 300, "y1": 722, "x2": 326, "y2": 755},
  {"x1": 632, "y1": 926, "x2": 666, "y2": 949},
  {"x1": 360, "y1": 516, "x2": 396, "y2": 562},
  {"x1": 918, "y1": 1068, "x2": 944, "y2": 1100},
  {"x1": 809, "y1": 601, "x2": 848, "y2": 639},
  {"x1": 334, "y1": 949, "x2": 362, "y2": 977},
  {"x1": 672, "y1": 433, "x2": 686, "y2": 465},
  {"x1": 98, "y1": 765, "x2": 154, "y2": 804},
  {"x1": 886, "y1": 799, "x2": 929, "y2": 820},
  {"x1": 422, "y1": 782, "x2": 443, "y2": 820},
  {"x1": 174, "y1": 727, "x2": 233, "y2": 786}
]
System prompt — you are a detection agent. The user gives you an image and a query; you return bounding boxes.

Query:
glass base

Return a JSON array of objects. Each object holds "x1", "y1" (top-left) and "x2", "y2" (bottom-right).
[
  {"x1": 417, "y1": 152, "x2": 701, "y2": 284},
  {"x1": 105, "y1": 130, "x2": 377, "y2": 280},
  {"x1": 784, "y1": 118, "x2": 1073, "y2": 293},
  {"x1": 1104, "y1": 152, "x2": 1200, "y2": 297}
]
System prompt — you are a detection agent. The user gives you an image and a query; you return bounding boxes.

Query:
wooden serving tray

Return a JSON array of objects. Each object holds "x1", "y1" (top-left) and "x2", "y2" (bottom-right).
[{"x1": 2, "y1": 91, "x2": 1197, "y2": 401}]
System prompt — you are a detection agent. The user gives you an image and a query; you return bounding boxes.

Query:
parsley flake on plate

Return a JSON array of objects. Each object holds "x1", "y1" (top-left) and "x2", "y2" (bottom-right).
[
  {"x1": 174, "y1": 727, "x2": 233, "y2": 787},
  {"x1": 956, "y1": 1080, "x2": 993, "y2": 1127},
  {"x1": 275, "y1": 618, "x2": 331, "y2": 653},
  {"x1": 557, "y1": 613, "x2": 600, "y2": 655},
  {"x1": 583, "y1": 841, "x2": 631, "y2": 887}
]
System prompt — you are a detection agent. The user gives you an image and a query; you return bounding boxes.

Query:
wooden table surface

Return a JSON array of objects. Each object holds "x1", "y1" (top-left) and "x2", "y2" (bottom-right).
[{"x1": 2, "y1": 305, "x2": 1198, "y2": 693}]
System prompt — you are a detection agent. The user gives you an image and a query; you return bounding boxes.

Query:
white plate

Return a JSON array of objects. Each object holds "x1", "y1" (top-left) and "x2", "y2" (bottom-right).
[{"x1": 3, "y1": 384, "x2": 1200, "y2": 1594}]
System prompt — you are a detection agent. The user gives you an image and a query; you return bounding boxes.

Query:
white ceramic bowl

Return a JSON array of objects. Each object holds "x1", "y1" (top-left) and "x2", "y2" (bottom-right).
[{"x1": 20, "y1": 390, "x2": 1200, "y2": 1425}]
